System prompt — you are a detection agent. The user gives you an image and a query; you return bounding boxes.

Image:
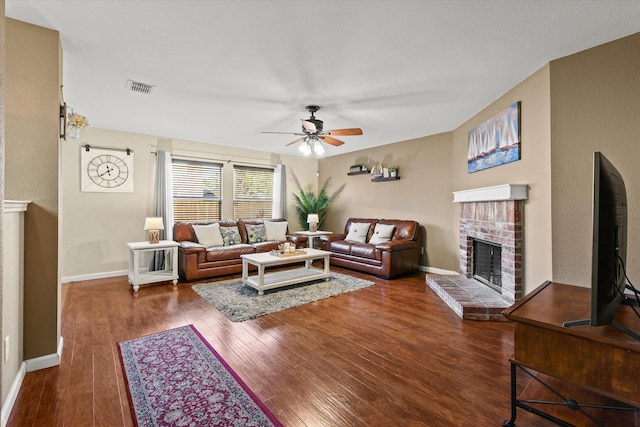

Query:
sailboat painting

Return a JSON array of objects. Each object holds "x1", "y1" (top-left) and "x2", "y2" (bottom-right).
[{"x1": 467, "y1": 101, "x2": 521, "y2": 173}]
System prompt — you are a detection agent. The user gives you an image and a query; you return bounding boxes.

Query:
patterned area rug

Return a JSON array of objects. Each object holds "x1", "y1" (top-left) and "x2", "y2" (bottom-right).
[
  {"x1": 193, "y1": 272, "x2": 375, "y2": 322},
  {"x1": 118, "y1": 325, "x2": 282, "y2": 427}
]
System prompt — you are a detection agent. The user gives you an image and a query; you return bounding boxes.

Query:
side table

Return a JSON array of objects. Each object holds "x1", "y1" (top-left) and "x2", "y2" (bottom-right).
[
  {"x1": 294, "y1": 230, "x2": 332, "y2": 248},
  {"x1": 127, "y1": 240, "x2": 179, "y2": 292}
]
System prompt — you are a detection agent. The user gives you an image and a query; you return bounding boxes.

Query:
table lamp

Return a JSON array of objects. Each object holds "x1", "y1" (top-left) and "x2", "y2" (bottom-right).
[
  {"x1": 144, "y1": 217, "x2": 164, "y2": 244},
  {"x1": 307, "y1": 214, "x2": 319, "y2": 232}
]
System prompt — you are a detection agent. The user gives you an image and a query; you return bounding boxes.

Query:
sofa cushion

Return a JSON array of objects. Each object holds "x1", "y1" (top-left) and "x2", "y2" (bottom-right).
[
  {"x1": 350, "y1": 243, "x2": 379, "y2": 260},
  {"x1": 245, "y1": 224, "x2": 267, "y2": 243},
  {"x1": 192, "y1": 223, "x2": 224, "y2": 247},
  {"x1": 345, "y1": 222, "x2": 371, "y2": 243},
  {"x1": 205, "y1": 244, "x2": 255, "y2": 261},
  {"x1": 220, "y1": 226, "x2": 242, "y2": 246},
  {"x1": 329, "y1": 240, "x2": 354, "y2": 255},
  {"x1": 264, "y1": 220, "x2": 288, "y2": 241},
  {"x1": 369, "y1": 223, "x2": 395, "y2": 244}
]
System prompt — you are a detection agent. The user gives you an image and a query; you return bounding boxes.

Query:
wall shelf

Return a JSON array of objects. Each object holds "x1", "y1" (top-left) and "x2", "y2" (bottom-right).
[
  {"x1": 347, "y1": 171, "x2": 370, "y2": 176},
  {"x1": 372, "y1": 176, "x2": 400, "y2": 182}
]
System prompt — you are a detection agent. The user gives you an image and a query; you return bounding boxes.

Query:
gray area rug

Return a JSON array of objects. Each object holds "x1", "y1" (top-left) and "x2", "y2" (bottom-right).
[{"x1": 192, "y1": 272, "x2": 374, "y2": 322}]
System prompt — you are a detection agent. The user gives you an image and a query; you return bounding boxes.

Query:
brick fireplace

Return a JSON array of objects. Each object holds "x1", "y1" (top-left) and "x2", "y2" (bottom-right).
[
  {"x1": 426, "y1": 184, "x2": 527, "y2": 320},
  {"x1": 458, "y1": 185, "x2": 526, "y2": 304}
]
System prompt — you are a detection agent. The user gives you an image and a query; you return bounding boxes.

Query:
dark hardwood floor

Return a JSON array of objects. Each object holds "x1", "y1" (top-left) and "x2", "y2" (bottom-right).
[{"x1": 8, "y1": 268, "x2": 563, "y2": 426}]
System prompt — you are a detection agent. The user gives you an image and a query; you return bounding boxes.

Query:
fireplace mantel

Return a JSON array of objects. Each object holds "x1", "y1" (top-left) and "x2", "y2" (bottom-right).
[{"x1": 452, "y1": 184, "x2": 527, "y2": 203}]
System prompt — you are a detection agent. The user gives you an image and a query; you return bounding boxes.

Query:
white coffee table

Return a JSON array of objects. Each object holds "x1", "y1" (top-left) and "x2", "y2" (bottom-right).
[{"x1": 241, "y1": 248, "x2": 331, "y2": 295}]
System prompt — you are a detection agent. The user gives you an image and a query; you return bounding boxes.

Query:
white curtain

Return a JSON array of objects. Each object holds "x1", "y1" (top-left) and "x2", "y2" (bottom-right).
[
  {"x1": 272, "y1": 164, "x2": 287, "y2": 219},
  {"x1": 153, "y1": 151, "x2": 174, "y2": 270}
]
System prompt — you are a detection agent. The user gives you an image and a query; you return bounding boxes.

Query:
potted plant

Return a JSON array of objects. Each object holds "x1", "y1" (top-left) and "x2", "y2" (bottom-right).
[
  {"x1": 292, "y1": 175, "x2": 345, "y2": 230},
  {"x1": 388, "y1": 166, "x2": 398, "y2": 178}
]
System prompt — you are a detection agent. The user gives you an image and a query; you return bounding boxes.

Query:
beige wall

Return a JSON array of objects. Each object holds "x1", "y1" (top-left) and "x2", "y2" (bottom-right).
[
  {"x1": 319, "y1": 132, "x2": 456, "y2": 270},
  {"x1": 550, "y1": 33, "x2": 640, "y2": 287},
  {"x1": 452, "y1": 65, "x2": 553, "y2": 295},
  {"x1": 60, "y1": 128, "x2": 318, "y2": 279},
  {"x1": 5, "y1": 18, "x2": 60, "y2": 360}
]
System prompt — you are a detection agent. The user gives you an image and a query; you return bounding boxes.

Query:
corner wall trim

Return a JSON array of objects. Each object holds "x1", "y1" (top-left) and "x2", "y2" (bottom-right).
[
  {"x1": 62, "y1": 270, "x2": 128, "y2": 283},
  {"x1": 1, "y1": 362, "x2": 26, "y2": 427},
  {"x1": 25, "y1": 336, "x2": 64, "y2": 372},
  {"x1": 419, "y1": 265, "x2": 458, "y2": 275}
]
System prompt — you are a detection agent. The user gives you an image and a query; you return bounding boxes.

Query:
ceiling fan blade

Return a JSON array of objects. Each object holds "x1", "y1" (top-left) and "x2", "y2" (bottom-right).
[
  {"x1": 262, "y1": 131, "x2": 306, "y2": 136},
  {"x1": 285, "y1": 137, "x2": 306, "y2": 146},
  {"x1": 326, "y1": 128, "x2": 363, "y2": 136},
  {"x1": 320, "y1": 136, "x2": 345, "y2": 146},
  {"x1": 301, "y1": 120, "x2": 317, "y2": 132}
]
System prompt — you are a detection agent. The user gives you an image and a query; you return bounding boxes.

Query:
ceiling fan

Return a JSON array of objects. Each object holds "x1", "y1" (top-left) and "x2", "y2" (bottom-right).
[{"x1": 262, "y1": 105, "x2": 363, "y2": 155}]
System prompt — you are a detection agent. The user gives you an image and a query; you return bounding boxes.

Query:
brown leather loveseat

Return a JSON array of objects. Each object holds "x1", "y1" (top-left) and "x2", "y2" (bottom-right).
[
  {"x1": 319, "y1": 218, "x2": 420, "y2": 279},
  {"x1": 174, "y1": 218, "x2": 307, "y2": 281}
]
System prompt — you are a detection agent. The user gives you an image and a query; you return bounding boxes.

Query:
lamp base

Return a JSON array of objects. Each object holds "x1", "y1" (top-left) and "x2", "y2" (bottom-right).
[
  {"x1": 309, "y1": 223, "x2": 318, "y2": 232},
  {"x1": 148, "y1": 230, "x2": 160, "y2": 244}
]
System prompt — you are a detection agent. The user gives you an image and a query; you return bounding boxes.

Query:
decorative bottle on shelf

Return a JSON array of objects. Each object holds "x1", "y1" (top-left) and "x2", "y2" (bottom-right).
[{"x1": 371, "y1": 163, "x2": 383, "y2": 179}]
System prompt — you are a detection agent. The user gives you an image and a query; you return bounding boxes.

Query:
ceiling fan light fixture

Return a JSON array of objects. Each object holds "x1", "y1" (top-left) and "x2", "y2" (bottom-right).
[
  {"x1": 313, "y1": 140, "x2": 325, "y2": 155},
  {"x1": 299, "y1": 140, "x2": 312, "y2": 156}
]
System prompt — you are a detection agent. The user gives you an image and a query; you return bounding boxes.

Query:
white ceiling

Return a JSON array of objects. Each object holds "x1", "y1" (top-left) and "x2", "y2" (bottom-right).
[{"x1": 5, "y1": 1, "x2": 640, "y2": 157}]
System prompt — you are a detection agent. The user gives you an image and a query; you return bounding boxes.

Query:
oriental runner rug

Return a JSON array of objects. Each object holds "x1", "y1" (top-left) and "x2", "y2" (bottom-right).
[{"x1": 118, "y1": 325, "x2": 282, "y2": 427}]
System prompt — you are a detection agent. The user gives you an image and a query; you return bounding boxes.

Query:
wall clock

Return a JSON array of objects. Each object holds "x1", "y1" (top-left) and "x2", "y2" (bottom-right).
[{"x1": 81, "y1": 145, "x2": 134, "y2": 192}]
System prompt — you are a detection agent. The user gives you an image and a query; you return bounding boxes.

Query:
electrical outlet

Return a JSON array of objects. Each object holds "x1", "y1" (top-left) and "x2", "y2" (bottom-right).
[
  {"x1": 421, "y1": 247, "x2": 424, "y2": 255},
  {"x1": 3, "y1": 335, "x2": 9, "y2": 364}
]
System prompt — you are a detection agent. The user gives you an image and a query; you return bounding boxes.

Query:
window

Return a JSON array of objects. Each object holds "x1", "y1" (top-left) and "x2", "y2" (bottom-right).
[
  {"x1": 172, "y1": 159, "x2": 222, "y2": 222},
  {"x1": 233, "y1": 165, "x2": 274, "y2": 219}
]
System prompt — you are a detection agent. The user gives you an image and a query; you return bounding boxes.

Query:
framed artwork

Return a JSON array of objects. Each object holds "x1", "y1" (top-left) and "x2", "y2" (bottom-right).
[
  {"x1": 467, "y1": 101, "x2": 521, "y2": 173},
  {"x1": 81, "y1": 145, "x2": 134, "y2": 192}
]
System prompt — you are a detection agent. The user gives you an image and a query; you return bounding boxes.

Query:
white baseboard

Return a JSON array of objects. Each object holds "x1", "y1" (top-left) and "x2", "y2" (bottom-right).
[
  {"x1": 1, "y1": 362, "x2": 26, "y2": 427},
  {"x1": 419, "y1": 265, "x2": 458, "y2": 275},
  {"x1": 62, "y1": 269, "x2": 128, "y2": 283},
  {"x1": 25, "y1": 336, "x2": 64, "y2": 372}
]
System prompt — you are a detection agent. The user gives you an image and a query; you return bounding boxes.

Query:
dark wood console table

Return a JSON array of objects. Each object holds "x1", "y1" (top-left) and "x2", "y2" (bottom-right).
[{"x1": 502, "y1": 281, "x2": 640, "y2": 426}]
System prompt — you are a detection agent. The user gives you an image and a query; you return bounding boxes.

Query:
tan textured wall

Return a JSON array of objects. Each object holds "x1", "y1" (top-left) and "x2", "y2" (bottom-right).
[
  {"x1": 550, "y1": 33, "x2": 640, "y2": 287},
  {"x1": 5, "y1": 18, "x2": 60, "y2": 359},
  {"x1": 318, "y1": 132, "x2": 456, "y2": 271},
  {"x1": 452, "y1": 65, "x2": 553, "y2": 295},
  {"x1": 60, "y1": 128, "x2": 318, "y2": 278}
]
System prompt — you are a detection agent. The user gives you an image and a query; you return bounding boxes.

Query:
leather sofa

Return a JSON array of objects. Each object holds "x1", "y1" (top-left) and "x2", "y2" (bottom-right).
[
  {"x1": 319, "y1": 218, "x2": 420, "y2": 279},
  {"x1": 173, "y1": 218, "x2": 307, "y2": 281}
]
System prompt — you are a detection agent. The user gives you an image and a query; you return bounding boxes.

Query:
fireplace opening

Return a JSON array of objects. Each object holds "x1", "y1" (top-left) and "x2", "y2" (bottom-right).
[{"x1": 472, "y1": 239, "x2": 502, "y2": 293}]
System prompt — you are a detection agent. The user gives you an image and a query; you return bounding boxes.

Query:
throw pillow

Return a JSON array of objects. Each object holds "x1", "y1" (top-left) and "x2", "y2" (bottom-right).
[
  {"x1": 192, "y1": 223, "x2": 224, "y2": 247},
  {"x1": 245, "y1": 224, "x2": 267, "y2": 243},
  {"x1": 369, "y1": 223, "x2": 395, "y2": 244},
  {"x1": 345, "y1": 222, "x2": 371, "y2": 243},
  {"x1": 220, "y1": 226, "x2": 242, "y2": 246},
  {"x1": 264, "y1": 221, "x2": 288, "y2": 241}
]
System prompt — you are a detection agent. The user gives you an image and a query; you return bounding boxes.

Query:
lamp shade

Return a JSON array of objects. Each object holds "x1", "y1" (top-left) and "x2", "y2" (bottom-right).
[
  {"x1": 307, "y1": 214, "x2": 319, "y2": 224},
  {"x1": 144, "y1": 217, "x2": 164, "y2": 230}
]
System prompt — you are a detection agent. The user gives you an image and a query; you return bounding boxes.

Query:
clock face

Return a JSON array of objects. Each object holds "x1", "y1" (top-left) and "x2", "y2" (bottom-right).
[
  {"x1": 81, "y1": 147, "x2": 134, "y2": 192},
  {"x1": 87, "y1": 154, "x2": 129, "y2": 188}
]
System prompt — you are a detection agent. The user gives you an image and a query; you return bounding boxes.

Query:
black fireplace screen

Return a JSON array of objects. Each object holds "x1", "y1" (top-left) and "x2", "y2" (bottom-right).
[{"x1": 472, "y1": 239, "x2": 502, "y2": 292}]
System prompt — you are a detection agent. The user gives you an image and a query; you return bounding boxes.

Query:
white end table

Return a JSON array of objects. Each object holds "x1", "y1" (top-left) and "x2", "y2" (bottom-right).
[
  {"x1": 294, "y1": 230, "x2": 333, "y2": 248},
  {"x1": 127, "y1": 240, "x2": 179, "y2": 292}
]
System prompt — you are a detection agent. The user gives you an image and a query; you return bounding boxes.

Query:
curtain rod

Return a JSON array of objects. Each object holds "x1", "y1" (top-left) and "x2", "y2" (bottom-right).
[
  {"x1": 84, "y1": 144, "x2": 133, "y2": 154},
  {"x1": 152, "y1": 151, "x2": 274, "y2": 168}
]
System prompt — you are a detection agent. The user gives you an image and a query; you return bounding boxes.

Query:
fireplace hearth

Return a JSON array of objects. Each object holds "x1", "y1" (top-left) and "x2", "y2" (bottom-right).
[{"x1": 426, "y1": 184, "x2": 527, "y2": 320}]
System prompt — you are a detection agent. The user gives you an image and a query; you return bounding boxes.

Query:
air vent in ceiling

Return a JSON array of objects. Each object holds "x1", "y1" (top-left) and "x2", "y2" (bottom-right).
[{"x1": 126, "y1": 79, "x2": 155, "y2": 95}]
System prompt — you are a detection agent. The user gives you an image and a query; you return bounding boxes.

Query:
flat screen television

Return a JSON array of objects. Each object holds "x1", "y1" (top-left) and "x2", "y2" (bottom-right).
[{"x1": 564, "y1": 152, "x2": 640, "y2": 341}]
